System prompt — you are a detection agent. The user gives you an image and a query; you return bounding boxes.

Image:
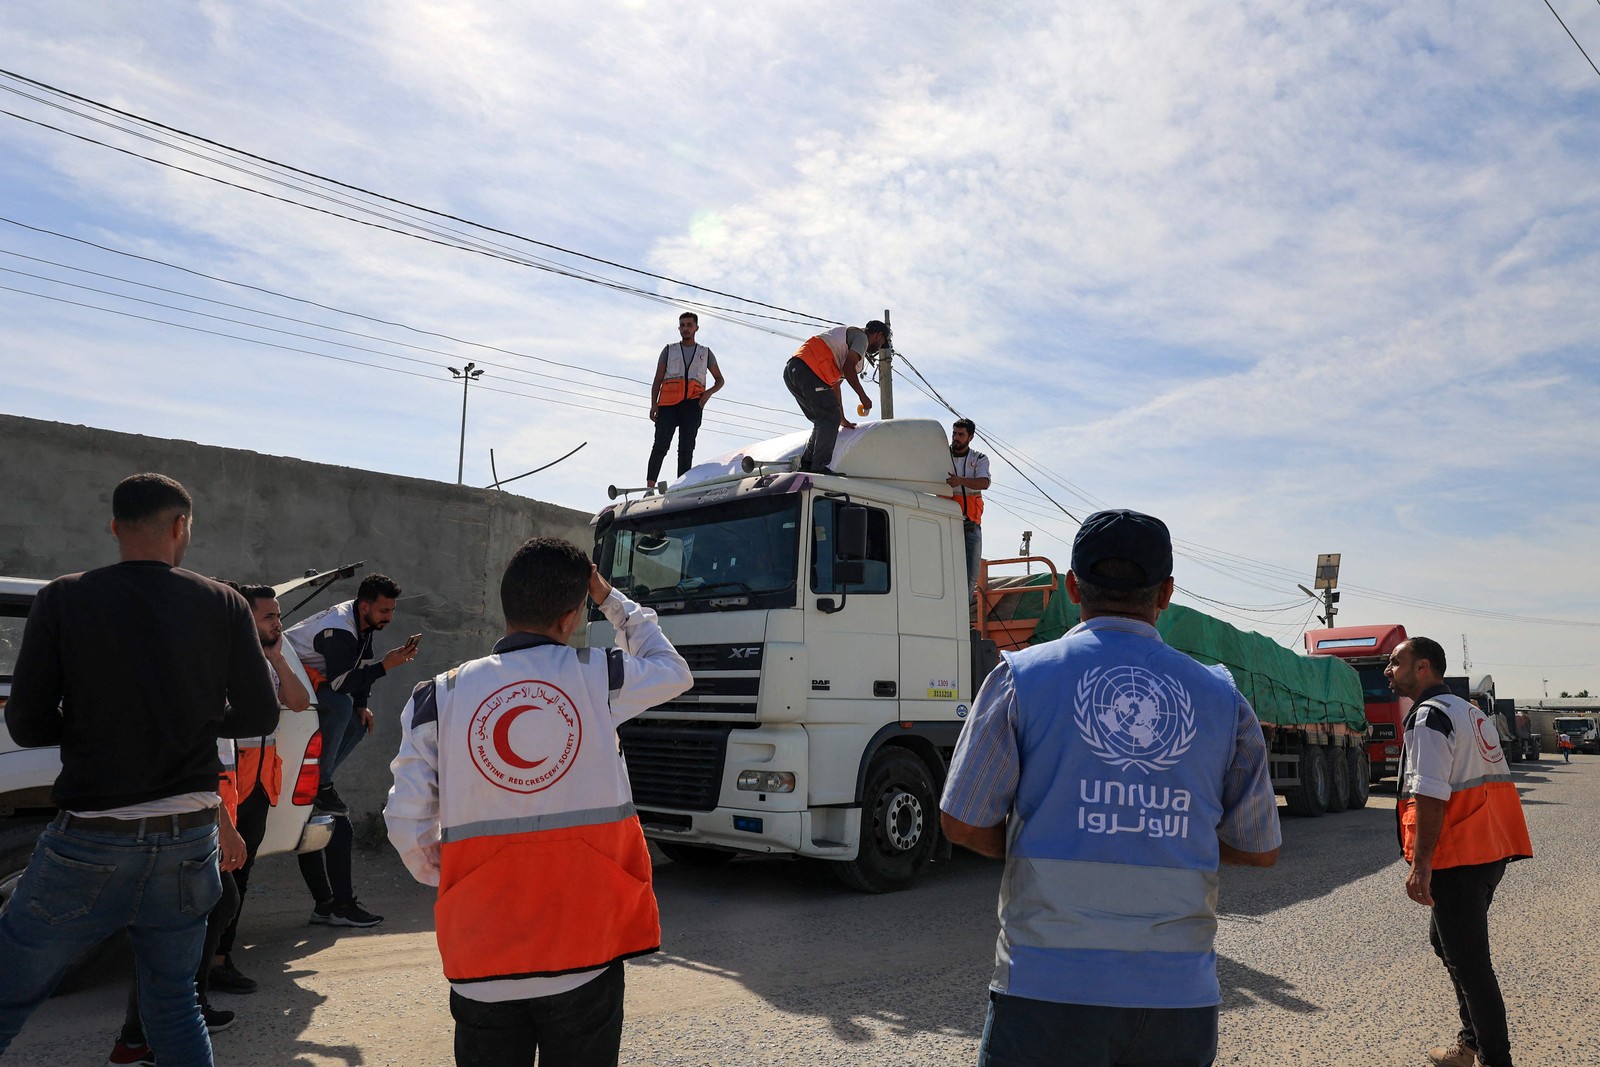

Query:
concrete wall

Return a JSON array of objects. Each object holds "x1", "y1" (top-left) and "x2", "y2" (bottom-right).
[{"x1": 0, "y1": 413, "x2": 595, "y2": 824}]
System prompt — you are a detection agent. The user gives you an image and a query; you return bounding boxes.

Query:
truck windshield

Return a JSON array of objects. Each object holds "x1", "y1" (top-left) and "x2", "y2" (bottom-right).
[
  {"x1": 597, "y1": 494, "x2": 802, "y2": 615},
  {"x1": 1356, "y1": 665, "x2": 1397, "y2": 704},
  {"x1": 1554, "y1": 718, "x2": 1593, "y2": 734}
]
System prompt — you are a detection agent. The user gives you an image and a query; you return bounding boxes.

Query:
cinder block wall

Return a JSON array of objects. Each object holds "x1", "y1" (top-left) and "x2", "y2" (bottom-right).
[{"x1": 0, "y1": 413, "x2": 593, "y2": 824}]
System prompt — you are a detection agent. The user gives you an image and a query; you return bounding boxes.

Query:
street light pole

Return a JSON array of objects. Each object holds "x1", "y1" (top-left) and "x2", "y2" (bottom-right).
[{"x1": 448, "y1": 362, "x2": 484, "y2": 485}]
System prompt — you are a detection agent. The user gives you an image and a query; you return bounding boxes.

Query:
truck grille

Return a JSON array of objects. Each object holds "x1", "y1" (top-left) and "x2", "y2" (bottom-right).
[{"x1": 620, "y1": 720, "x2": 735, "y2": 812}]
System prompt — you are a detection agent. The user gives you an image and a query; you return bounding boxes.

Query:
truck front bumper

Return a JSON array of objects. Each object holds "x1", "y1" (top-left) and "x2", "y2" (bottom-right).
[{"x1": 638, "y1": 805, "x2": 861, "y2": 860}]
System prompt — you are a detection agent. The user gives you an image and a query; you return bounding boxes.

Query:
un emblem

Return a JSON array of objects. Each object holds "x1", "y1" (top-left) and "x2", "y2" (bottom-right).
[{"x1": 1074, "y1": 666, "x2": 1196, "y2": 773}]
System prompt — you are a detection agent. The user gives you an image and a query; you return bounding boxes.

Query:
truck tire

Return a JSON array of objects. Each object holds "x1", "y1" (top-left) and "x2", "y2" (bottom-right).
[
  {"x1": 1345, "y1": 749, "x2": 1370, "y2": 809},
  {"x1": 833, "y1": 749, "x2": 938, "y2": 893},
  {"x1": 0, "y1": 820, "x2": 48, "y2": 915},
  {"x1": 1325, "y1": 746, "x2": 1350, "y2": 814},
  {"x1": 1282, "y1": 746, "x2": 1329, "y2": 817},
  {"x1": 658, "y1": 842, "x2": 737, "y2": 867}
]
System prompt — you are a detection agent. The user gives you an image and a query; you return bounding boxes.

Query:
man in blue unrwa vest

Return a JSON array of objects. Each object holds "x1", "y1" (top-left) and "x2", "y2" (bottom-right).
[{"x1": 942, "y1": 509, "x2": 1281, "y2": 1067}]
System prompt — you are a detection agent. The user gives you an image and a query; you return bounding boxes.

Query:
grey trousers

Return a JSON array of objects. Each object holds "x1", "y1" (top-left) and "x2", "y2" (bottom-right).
[{"x1": 783, "y1": 358, "x2": 843, "y2": 472}]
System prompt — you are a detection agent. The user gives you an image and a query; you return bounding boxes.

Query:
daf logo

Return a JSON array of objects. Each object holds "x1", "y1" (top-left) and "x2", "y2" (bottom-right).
[{"x1": 728, "y1": 647, "x2": 760, "y2": 659}]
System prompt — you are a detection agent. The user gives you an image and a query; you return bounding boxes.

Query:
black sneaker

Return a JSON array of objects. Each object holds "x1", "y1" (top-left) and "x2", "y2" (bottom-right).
[
  {"x1": 324, "y1": 898, "x2": 384, "y2": 928},
  {"x1": 312, "y1": 785, "x2": 348, "y2": 815},
  {"x1": 203, "y1": 1006, "x2": 236, "y2": 1033},
  {"x1": 209, "y1": 956, "x2": 258, "y2": 995}
]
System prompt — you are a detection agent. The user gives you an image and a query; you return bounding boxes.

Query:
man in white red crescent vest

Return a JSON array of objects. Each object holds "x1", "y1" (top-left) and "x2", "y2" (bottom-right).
[
  {"x1": 385, "y1": 538, "x2": 692, "y2": 1066},
  {"x1": 943, "y1": 418, "x2": 991, "y2": 596},
  {"x1": 209, "y1": 584, "x2": 313, "y2": 995},
  {"x1": 646, "y1": 311, "x2": 726, "y2": 489},
  {"x1": 1388, "y1": 635, "x2": 1532, "y2": 1067},
  {"x1": 782, "y1": 320, "x2": 885, "y2": 475}
]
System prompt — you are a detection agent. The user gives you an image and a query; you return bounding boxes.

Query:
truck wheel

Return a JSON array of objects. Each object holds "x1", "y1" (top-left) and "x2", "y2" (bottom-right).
[
  {"x1": 658, "y1": 843, "x2": 736, "y2": 867},
  {"x1": 1325, "y1": 746, "x2": 1350, "y2": 814},
  {"x1": 0, "y1": 821, "x2": 47, "y2": 915},
  {"x1": 833, "y1": 749, "x2": 938, "y2": 893},
  {"x1": 1282, "y1": 746, "x2": 1328, "y2": 817},
  {"x1": 1346, "y1": 749, "x2": 1371, "y2": 809}
]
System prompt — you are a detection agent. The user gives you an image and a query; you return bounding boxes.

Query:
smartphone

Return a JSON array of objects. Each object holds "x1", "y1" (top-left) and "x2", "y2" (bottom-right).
[{"x1": 406, "y1": 633, "x2": 422, "y2": 649}]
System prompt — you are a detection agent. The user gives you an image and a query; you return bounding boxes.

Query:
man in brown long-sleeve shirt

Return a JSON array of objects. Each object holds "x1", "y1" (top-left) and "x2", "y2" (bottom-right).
[{"x1": 0, "y1": 473, "x2": 278, "y2": 1067}]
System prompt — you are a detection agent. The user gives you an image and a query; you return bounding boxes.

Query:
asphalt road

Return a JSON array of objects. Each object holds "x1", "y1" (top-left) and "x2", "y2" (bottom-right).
[{"x1": 6, "y1": 756, "x2": 1595, "y2": 1065}]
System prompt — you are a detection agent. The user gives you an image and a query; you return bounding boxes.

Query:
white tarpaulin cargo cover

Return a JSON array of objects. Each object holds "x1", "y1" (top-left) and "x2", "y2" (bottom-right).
[{"x1": 673, "y1": 418, "x2": 954, "y2": 495}]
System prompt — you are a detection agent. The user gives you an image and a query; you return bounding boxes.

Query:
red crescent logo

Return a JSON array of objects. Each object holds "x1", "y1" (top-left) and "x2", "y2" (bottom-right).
[
  {"x1": 1474, "y1": 718, "x2": 1504, "y2": 763},
  {"x1": 492, "y1": 705, "x2": 548, "y2": 770}
]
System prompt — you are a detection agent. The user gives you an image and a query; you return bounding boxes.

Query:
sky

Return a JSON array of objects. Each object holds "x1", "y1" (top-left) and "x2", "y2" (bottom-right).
[{"x1": 2, "y1": 1, "x2": 1598, "y2": 699}]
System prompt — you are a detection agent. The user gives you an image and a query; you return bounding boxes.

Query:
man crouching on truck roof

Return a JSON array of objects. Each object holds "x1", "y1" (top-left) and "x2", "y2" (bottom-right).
[
  {"x1": 940, "y1": 509, "x2": 1280, "y2": 1067},
  {"x1": 384, "y1": 537, "x2": 692, "y2": 1066}
]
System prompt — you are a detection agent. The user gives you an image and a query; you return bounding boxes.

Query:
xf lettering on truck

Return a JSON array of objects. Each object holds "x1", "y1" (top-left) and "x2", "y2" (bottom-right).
[{"x1": 728, "y1": 647, "x2": 760, "y2": 660}]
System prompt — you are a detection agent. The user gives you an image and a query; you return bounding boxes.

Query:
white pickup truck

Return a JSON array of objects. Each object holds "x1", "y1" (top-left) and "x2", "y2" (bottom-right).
[{"x1": 0, "y1": 570, "x2": 342, "y2": 912}]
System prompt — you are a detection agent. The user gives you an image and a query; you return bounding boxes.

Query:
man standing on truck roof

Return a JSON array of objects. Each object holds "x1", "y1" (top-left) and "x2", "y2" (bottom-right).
[
  {"x1": 210, "y1": 584, "x2": 314, "y2": 994},
  {"x1": 646, "y1": 311, "x2": 726, "y2": 490},
  {"x1": 782, "y1": 320, "x2": 884, "y2": 475},
  {"x1": 944, "y1": 418, "x2": 991, "y2": 596},
  {"x1": 384, "y1": 537, "x2": 692, "y2": 1066},
  {"x1": 1387, "y1": 636, "x2": 1531, "y2": 1067},
  {"x1": 940, "y1": 509, "x2": 1281, "y2": 1067},
  {"x1": 284, "y1": 572, "x2": 419, "y2": 929},
  {"x1": 0, "y1": 472, "x2": 279, "y2": 1066}
]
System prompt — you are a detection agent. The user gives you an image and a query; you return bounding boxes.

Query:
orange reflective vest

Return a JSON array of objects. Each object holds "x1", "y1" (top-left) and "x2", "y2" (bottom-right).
[
  {"x1": 794, "y1": 333, "x2": 846, "y2": 387},
  {"x1": 236, "y1": 735, "x2": 283, "y2": 805},
  {"x1": 1398, "y1": 694, "x2": 1532, "y2": 870},
  {"x1": 217, "y1": 738, "x2": 240, "y2": 821},
  {"x1": 655, "y1": 344, "x2": 711, "y2": 406}
]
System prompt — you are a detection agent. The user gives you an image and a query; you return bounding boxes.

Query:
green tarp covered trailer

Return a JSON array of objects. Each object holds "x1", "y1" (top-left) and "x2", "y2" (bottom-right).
[{"x1": 1029, "y1": 579, "x2": 1369, "y2": 817}]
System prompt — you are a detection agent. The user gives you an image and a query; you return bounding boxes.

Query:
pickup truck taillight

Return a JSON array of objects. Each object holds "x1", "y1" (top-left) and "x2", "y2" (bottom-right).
[{"x1": 291, "y1": 732, "x2": 323, "y2": 805}]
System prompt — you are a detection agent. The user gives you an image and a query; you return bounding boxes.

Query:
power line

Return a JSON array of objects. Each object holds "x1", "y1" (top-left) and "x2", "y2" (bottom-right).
[
  {"x1": 1543, "y1": 0, "x2": 1600, "y2": 79},
  {"x1": 0, "y1": 68, "x2": 842, "y2": 329}
]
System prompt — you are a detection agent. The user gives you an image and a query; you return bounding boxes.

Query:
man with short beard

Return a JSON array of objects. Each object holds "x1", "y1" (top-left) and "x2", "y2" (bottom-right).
[
  {"x1": 285, "y1": 573, "x2": 419, "y2": 928},
  {"x1": 944, "y1": 418, "x2": 991, "y2": 596}
]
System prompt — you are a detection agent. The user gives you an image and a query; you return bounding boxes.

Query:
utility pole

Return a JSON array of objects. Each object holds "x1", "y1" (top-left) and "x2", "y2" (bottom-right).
[
  {"x1": 878, "y1": 308, "x2": 895, "y2": 419},
  {"x1": 1020, "y1": 531, "x2": 1033, "y2": 573},
  {"x1": 449, "y1": 362, "x2": 484, "y2": 484},
  {"x1": 1297, "y1": 552, "x2": 1342, "y2": 627},
  {"x1": 1462, "y1": 634, "x2": 1471, "y2": 674}
]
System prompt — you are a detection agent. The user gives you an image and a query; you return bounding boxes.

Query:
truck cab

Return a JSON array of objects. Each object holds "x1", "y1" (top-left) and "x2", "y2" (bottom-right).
[
  {"x1": 1304, "y1": 624, "x2": 1410, "y2": 784},
  {"x1": 1554, "y1": 716, "x2": 1599, "y2": 755},
  {"x1": 590, "y1": 419, "x2": 972, "y2": 892}
]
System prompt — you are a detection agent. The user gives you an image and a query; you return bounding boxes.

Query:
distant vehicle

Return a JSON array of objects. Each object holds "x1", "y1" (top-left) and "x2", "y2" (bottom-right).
[
  {"x1": 1553, "y1": 716, "x2": 1599, "y2": 755},
  {"x1": 0, "y1": 566, "x2": 357, "y2": 914},
  {"x1": 1492, "y1": 697, "x2": 1540, "y2": 762},
  {"x1": 1304, "y1": 625, "x2": 1411, "y2": 785}
]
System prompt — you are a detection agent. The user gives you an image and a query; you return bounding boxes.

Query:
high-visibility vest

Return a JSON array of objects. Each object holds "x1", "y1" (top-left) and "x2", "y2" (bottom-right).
[
  {"x1": 941, "y1": 451, "x2": 988, "y2": 523},
  {"x1": 793, "y1": 327, "x2": 859, "y2": 387},
  {"x1": 236, "y1": 734, "x2": 283, "y2": 805},
  {"x1": 655, "y1": 344, "x2": 711, "y2": 406},
  {"x1": 1398, "y1": 694, "x2": 1532, "y2": 870},
  {"x1": 403, "y1": 638, "x2": 660, "y2": 983},
  {"x1": 217, "y1": 738, "x2": 240, "y2": 821}
]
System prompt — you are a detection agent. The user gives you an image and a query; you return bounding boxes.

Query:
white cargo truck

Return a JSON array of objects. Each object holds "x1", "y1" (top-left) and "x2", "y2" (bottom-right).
[{"x1": 590, "y1": 419, "x2": 989, "y2": 892}]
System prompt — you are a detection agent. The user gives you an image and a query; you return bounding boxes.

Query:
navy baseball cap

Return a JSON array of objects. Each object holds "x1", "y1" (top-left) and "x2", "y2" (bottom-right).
[{"x1": 1071, "y1": 509, "x2": 1173, "y2": 591}]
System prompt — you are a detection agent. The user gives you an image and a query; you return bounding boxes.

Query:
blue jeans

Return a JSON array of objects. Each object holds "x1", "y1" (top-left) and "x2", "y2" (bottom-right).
[
  {"x1": 979, "y1": 992, "x2": 1218, "y2": 1067},
  {"x1": 317, "y1": 685, "x2": 367, "y2": 787},
  {"x1": 964, "y1": 520, "x2": 983, "y2": 595},
  {"x1": 0, "y1": 816, "x2": 221, "y2": 1066}
]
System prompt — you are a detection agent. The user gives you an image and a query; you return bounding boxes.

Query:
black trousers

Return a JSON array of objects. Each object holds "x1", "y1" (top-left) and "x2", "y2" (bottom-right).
[
  {"x1": 646, "y1": 399, "x2": 703, "y2": 484},
  {"x1": 298, "y1": 812, "x2": 354, "y2": 904},
  {"x1": 782, "y1": 358, "x2": 842, "y2": 472},
  {"x1": 450, "y1": 962, "x2": 625, "y2": 1067},
  {"x1": 217, "y1": 786, "x2": 270, "y2": 957},
  {"x1": 1430, "y1": 860, "x2": 1513, "y2": 1067}
]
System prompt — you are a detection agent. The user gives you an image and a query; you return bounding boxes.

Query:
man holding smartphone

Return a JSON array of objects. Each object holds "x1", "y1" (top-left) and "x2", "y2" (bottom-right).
[{"x1": 285, "y1": 573, "x2": 418, "y2": 928}]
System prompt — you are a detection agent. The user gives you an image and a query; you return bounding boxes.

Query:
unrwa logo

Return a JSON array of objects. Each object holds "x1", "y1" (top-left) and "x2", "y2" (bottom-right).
[{"x1": 1073, "y1": 666, "x2": 1196, "y2": 774}]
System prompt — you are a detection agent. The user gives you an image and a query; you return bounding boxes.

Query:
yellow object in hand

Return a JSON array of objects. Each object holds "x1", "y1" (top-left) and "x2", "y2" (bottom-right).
[{"x1": 857, "y1": 403, "x2": 869, "y2": 417}]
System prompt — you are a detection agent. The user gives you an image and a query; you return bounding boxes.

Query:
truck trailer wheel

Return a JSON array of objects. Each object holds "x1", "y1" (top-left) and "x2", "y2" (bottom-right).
[
  {"x1": 1345, "y1": 749, "x2": 1371, "y2": 810},
  {"x1": 1325, "y1": 746, "x2": 1350, "y2": 814},
  {"x1": 658, "y1": 843, "x2": 737, "y2": 867},
  {"x1": 834, "y1": 749, "x2": 938, "y2": 893},
  {"x1": 1282, "y1": 746, "x2": 1329, "y2": 817}
]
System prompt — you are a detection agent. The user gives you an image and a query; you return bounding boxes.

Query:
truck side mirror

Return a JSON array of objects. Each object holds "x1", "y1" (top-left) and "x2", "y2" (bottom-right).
[
  {"x1": 833, "y1": 560, "x2": 866, "y2": 587},
  {"x1": 837, "y1": 505, "x2": 869, "y2": 560}
]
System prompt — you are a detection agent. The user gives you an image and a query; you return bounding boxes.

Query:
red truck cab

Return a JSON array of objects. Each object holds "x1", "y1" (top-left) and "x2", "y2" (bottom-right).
[{"x1": 1304, "y1": 624, "x2": 1411, "y2": 785}]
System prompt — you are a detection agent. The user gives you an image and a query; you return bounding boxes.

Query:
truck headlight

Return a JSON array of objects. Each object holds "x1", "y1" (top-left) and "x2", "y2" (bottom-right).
[
  {"x1": 736, "y1": 770, "x2": 796, "y2": 793},
  {"x1": 1385, "y1": 744, "x2": 1401, "y2": 756}
]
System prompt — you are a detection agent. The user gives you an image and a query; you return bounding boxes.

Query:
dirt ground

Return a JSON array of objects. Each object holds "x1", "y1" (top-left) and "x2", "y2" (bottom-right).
[{"x1": 5, "y1": 756, "x2": 1594, "y2": 1065}]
